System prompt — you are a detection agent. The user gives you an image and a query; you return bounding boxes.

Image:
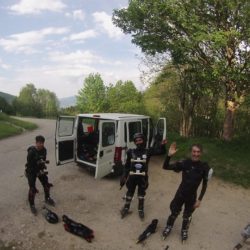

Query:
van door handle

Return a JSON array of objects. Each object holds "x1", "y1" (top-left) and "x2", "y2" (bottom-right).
[{"x1": 100, "y1": 151, "x2": 103, "y2": 157}]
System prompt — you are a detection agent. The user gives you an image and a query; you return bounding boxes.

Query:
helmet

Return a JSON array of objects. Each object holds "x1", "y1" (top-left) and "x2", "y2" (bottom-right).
[
  {"x1": 44, "y1": 208, "x2": 59, "y2": 224},
  {"x1": 133, "y1": 133, "x2": 145, "y2": 143}
]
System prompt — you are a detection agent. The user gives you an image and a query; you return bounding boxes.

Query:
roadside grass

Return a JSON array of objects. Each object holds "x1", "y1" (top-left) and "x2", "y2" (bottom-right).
[
  {"x1": 0, "y1": 113, "x2": 37, "y2": 139},
  {"x1": 166, "y1": 133, "x2": 250, "y2": 188}
]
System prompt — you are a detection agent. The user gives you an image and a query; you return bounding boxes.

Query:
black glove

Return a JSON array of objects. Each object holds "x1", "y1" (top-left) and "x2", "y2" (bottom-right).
[{"x1": 120, "y1": 174, "x2": 128, "y2": 189}]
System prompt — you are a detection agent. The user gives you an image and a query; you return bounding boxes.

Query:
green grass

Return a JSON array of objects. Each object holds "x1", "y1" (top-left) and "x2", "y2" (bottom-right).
[
  {"x1": 166, "y1": 133, "x2": 250, "y2": 188},
  {"x1": 0, "y1": 113, "x2": 37, "y2": 139}
]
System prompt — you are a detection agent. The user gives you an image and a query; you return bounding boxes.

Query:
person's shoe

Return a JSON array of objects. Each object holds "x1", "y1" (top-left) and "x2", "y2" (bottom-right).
[
  {"x1": 45, "y1": 197, "x2": 55, "y2": 206},
  {"x1": 138, "y1": 210, "x2": 144, "y2": 220},
  {"x1": 120, "y1": 207, "x2": 129, "y2": 219},
  {"x1": 181, "y1": 229, "x2": 188, "y2": 243},
  {"x1": 162, "y1": 225, "x2": 172, "y2": 239},
  {"x1": 30, "y1": 205, "x2": 37, "y2": 215}
]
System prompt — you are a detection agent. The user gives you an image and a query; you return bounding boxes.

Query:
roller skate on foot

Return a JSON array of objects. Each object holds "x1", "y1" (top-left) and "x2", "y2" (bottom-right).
[
  {"x1": 120, "y1": 207, "x2": 129, "y2": 219},
  {"x1": 181, "y1": 230, "x2": 188, "y2": 243},
  {"x1": 45, "y1": 197, "x2": 55, "y2": 206},
  {"x1": 162, "y1": 225, "x2": 172, "y2": 239}
]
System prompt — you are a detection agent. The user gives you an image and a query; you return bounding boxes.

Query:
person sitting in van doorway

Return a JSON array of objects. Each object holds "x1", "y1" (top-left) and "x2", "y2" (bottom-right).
[
  {"x1": 162, "y1": 142, "x2": 213, "y2": 242},
  {"x1": 25, "y1": 135, "x2": 55, "y2": 215},
  {"x1": 120, "y1": 133, "x2": 151, "y2": 220}
]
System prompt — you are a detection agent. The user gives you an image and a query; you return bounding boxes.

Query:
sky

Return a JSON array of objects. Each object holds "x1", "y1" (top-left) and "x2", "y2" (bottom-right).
[{"x1": 0, "y1": 0, "x2": 144, "y2": 98}]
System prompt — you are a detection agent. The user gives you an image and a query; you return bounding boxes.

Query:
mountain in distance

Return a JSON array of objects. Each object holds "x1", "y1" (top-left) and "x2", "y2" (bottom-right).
[
  {"x1": 0, "y1": 91, "x2": 16, "y2": 104},
  {"x1": 59, "y1": 96, "x2": 76, "y2": 108}
]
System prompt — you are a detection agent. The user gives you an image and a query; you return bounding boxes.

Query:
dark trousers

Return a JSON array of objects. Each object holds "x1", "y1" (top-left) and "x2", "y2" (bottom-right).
[
  {"x1": 166, "y1": 192, "x2": 196, "y2": 229},
  {"x1": 124, "y1": 175, "x2": 148, "y2": 210},
  {"x1": 27, "y1": 171, "x2": 51, "y2": 206}
]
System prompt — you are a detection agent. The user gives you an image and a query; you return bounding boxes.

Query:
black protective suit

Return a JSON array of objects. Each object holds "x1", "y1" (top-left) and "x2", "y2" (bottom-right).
[
  {"x1": 162, "y1": 156, "x2": 212, "y2": 233},
  {"x1": 25, "y1": 146, "x2": 52, "y2": 206},
  {"x1": 121, "y1": 146, "x2": 151, "y2": 216}
]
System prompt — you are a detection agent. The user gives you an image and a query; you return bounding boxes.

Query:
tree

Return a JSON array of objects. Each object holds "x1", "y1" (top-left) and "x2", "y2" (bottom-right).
[
  {"x1": 15, "y1": 83, "x2": 42, "y2": 117},
  {"x1": 113, "y1": 0, "x2": 250, "y2": 140},
  {"x1": 106, "y1": 80, "x2": 145, "y2": 114},
  {"x1": 37, "y1": 89, "x2": 59, "y2": 117},
  {"x1": 76, "y1": 73, "x2": 108, "y2": 113}
]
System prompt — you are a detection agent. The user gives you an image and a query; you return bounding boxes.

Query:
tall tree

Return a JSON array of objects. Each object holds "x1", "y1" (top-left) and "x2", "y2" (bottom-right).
[
  {"x1": 37, "y1": 89, "x2": 59, "y2": 117},
  {"x1": 15, "y1": 83, "x2": 42, "y2": 117},
  {"x1": 113, "y1": 0, "x2": 250, "y2": 140},
  {"x1": 106, "y1": 80, "x2": 145, "y2": 114},
  {"x1": 76, "y1": 73, "x2": 108, "y2": 113}
]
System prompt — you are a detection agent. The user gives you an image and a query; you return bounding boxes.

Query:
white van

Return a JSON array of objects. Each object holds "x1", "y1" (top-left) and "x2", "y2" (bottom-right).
[{"x1": 55, "y1": 113, "x2": 167, "y2": 179}]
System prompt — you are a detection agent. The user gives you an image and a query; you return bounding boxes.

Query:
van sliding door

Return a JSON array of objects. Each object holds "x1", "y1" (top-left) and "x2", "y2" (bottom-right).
[{"x1": 95, "y1": 120, "x2": 116, "y2": 179}]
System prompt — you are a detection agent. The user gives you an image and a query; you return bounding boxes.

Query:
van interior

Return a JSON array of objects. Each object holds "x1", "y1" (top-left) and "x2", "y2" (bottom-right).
[{"x1": 77, "y1": 117, "x2": 99, "y2": 163}]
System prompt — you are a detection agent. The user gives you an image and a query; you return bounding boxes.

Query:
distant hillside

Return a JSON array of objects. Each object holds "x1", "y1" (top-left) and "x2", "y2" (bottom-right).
[
  {"x1": 59, "y1": 96, "x2": 76, "y2": 108},
  {"x1": 0, "y1": 92, "x2": 16, "y2": 104}
]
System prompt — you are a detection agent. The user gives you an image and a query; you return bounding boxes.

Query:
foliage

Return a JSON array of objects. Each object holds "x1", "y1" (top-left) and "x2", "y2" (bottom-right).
[
  {"x1": 37, "y1": 89, "x2": 59, "y2": 117},
  {"x1": 76, "y1": 73, "x2": 108, "y2": 113},
  {"x1": 113, "y1": 0, "x2": 250, "y2": 140},
  {"x1": 14, "y1": 84, "x2": 59, "y2": 118},
  {"x1": 106, "y1": 80, "x2": 145, "y2": 114}
]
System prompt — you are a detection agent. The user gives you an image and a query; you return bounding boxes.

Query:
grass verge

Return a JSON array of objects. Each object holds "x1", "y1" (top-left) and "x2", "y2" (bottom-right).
[{"x1": 0, "y1": 113, "x2": 37, "y2": 139}]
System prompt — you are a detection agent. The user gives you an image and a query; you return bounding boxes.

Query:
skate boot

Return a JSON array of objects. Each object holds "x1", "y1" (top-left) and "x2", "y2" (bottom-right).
[
  {"x1": 138, "y1": 209, "x2": 144, "y2": 220},
  {"x1": 45, "y1": 197, "x2": 55, "y2": 206},
  {"x1": 30, "y1": 205, "x2": 37, "y2": 215},
  {"x1": 162, "y1": 225, "x2": 172, "y2": 239},
  {"x1": 181, "y1": 229, "x2": 188, "y2": 243},
  {"x1": 120, "y1": 207, "x2": 129, "y2": 219}
]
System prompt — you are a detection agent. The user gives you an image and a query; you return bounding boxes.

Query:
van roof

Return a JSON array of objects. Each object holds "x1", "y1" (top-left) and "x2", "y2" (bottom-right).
[{"x1": 78, "y1": 113, "x2": 150, "y2": 120}]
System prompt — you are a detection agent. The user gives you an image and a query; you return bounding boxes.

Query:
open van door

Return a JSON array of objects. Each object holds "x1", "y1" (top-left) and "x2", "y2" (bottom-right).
[
  {"x1": 95, "y1": 120, "x2": 116, "y2": 179},
  {"x1": 55, "y1": 116, "x2": 76, "y2": 165},
  {"x1": 151, "y1": 118, "x2": 167, "y2": 154},
  {"x1": 126, "y1": 120, "x2": 142, "y2": 149}
]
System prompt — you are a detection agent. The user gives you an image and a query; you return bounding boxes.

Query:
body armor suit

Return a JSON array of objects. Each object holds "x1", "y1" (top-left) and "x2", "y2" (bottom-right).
[{"x1": 121, "y1": 146, "x2": 151, "y2": 219}]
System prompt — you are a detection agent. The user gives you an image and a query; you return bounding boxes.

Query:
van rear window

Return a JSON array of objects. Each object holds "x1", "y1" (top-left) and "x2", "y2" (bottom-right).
[
  {"x1": 102, "y1": 122, "x2": 115, "y2": 147},
  {"x1": 128, "y1": 121, "x2": 141, "y2": 142}
]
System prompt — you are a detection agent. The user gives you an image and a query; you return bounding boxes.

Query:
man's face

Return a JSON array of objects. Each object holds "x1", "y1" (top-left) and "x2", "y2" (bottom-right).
[
  {"x1": 36, "y1": 141, "x2": 44, "y2": 151},
  {"x1": 191, "y1": 146, "x2": 202, "y2": 161},
  {"x1": 135, "y1": 137, "x2": 144, "y2": 146}
]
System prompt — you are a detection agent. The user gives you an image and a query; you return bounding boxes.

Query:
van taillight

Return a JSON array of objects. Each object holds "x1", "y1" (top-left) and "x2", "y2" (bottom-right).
[{"x1": 114, "y1": 147, "x2": 122, "y2": 162}]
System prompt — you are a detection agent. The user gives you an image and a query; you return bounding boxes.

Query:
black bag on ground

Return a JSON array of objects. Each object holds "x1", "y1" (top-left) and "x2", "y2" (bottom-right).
[{"x1": 62, "y1": 215, "x2": 94, "y2": 242}]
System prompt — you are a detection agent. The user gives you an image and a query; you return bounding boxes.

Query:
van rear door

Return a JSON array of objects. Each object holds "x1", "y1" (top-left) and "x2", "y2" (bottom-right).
[
  {"x1": 151, "y1": 118, "x2": 167, "y2": 154},
  {"x1": 55, "y1": 116, "x2": 76, "y2": 165},
  {"x1": 95, "y1": 120, "x2": 116, "y2": 179}
]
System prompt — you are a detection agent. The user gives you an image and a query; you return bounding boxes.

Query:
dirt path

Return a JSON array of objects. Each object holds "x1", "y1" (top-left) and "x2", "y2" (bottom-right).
[{"x1": 0, "y1": 118, "x2": 249, "y2": 250}]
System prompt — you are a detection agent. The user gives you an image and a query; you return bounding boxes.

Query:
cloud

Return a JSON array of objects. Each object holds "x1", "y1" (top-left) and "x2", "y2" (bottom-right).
[
  {"x1": 93, "y1": 11, "x2": 123, "y2": 39},
  {"x1": 68, "y1": 30, "x2": 98, "y2": 42},
  {"x1": 9, "y1": 0, "x2": 66, "y2": 14},
  {"x1": 0, "y1": 59, "x2": 11, "y2": 70},
  {"x1": 65, "y1": 9, "x2": 85, "y2": 21},
  {"x1": 48, "y1": 50, "x2": 104, "y2": 65},
  {"x1": 0, "y1": 27, "x2": 69, "y2": 54}
]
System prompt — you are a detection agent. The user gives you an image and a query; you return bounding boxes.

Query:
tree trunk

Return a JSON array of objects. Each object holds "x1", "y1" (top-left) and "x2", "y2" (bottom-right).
[{"x1": 222, "y1": 100, "x2": 236, "y2": 141}]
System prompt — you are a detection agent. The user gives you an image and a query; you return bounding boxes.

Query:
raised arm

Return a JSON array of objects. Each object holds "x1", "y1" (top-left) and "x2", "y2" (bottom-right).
[{"x1": 162, "y1": 142, "x2": 183, "y2": 171}]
